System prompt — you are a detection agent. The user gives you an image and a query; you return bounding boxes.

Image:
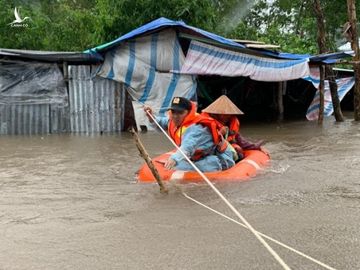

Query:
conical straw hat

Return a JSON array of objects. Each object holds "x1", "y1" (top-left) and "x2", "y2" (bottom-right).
[{"x1": 202, "y1": 95, "x2": 244, "y2": 115}]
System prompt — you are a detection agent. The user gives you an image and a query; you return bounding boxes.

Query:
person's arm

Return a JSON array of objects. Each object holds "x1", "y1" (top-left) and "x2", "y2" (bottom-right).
[
  {"x1": 170, "y1": 125, "x2": 213, "y2": 164},
  {"x1": 155, "y1": 116, "x2": 169, "y2": 130},
  {"x1": 235, "y1": 133, "x2": 264, "y2": 150},
  {"x1": 143, "y1": 105, "x2": 169, "y2": 130}
]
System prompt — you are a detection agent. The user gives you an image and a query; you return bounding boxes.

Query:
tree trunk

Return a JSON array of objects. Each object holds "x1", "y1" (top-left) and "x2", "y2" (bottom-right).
[
  {"x1": 313, "y1": 0, "x2": 326, "y2": 51},
  {"x1": 347, "y1": 0, "x2": 360, "y2": 120},
  {"x1": 325, "y1": 66, "x2": 344, "y2": 121},
  {"x1": 295, "y1": 2, "x2": 305, "y2": 37},
  {"x1": 313, "y1": 0, "x2": 344, "y2": 122}
]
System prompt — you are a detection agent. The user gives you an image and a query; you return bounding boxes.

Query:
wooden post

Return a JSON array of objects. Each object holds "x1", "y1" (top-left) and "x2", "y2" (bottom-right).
[
  {"x1": 277, "y1": 81, "x2": 284, "y2": 122},
  {"x1": 313, "y1": 0, "x2": 344, "y2": 122},
  {"x1": 62, "y1": 61, "x2": 69, "y2": 94},
  {"x1": 325, "y1": 66, "x2": 344, "y2": 121},
  {"x1": 318, "y1": 65, "x2": 325, "y2": 124},
  {"x1": 347, "y1": 0, "x2": 360, "y2": 120},
  {"x1": 130, "y1": 127, "x2": 168, "y2": 194},
  {"x1": 63, "y1": 61, "x2": 68, "y2": 80}
]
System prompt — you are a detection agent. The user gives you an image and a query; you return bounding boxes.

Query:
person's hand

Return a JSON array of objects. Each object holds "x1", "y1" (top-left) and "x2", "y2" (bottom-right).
[
  {"x1": 219, "y1": 126, "x2": 228, "y2": 136},
  {"x1": 233, "y1": 144, "x2": 243, "y2": 155},
  {"x1": 143, "y1": 105, "x2": 153, "y2": 114},
  {"x1": 260, "y1": 146, "x2": 270, "y2": 156},
  {"x1": 143, "y1": 105, "x2": 154, "y2": 122},
  {"x1": 164, "y1": 158, "x2": 176, "y2": 170}
]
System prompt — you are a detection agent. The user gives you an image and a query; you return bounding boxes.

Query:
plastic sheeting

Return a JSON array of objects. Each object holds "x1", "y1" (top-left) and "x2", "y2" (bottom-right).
[
  {"x1": 87, "y1": 17, "x2": 352, "y2": 64},
  {"x1": 97, "y1": 29, "x2": 197, "y2": 130},
  {"x1": 302, "y1": 66, "x2": 320, "y2": 88},
  {"x1": 306, "y1": 77, "x2": 355, "y2": 121},
  {"x1": 180, "y1": 41, "x2": 310, "y2": 81},
  {"x1": 86, "y1": 17, "x2": 246, "y2": 53},
  {"x1": 0, "y1": 61, "x2": 68, "y2": 105}
]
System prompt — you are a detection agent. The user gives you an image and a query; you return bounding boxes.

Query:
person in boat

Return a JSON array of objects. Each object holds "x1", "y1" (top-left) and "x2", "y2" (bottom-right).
[
  {"x1": 143, "y1": 96, "x2": 235, "y2": 172},
  {"x1": 201, "y1": 95, "x2": 265, "y2": 161}
]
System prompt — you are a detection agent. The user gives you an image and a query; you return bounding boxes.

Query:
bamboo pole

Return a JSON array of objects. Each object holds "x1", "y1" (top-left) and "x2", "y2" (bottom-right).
[{"x1": 130, "y1": 127, "x2": 168, "y2": 194}]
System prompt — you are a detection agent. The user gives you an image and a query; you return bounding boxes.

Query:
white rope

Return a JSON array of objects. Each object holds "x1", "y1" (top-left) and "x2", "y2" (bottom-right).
[
  {"x1": 145, "y1": 110, "x2": 292, "y2": 270},
  {"x1": 182, "y1": 192, "x2": 337, "y2": 270}
]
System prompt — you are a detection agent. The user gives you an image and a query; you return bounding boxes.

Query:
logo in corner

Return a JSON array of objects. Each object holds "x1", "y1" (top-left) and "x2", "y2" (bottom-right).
[{"x1": 8, "y1": 7, "x2": 30, "y2": 27}]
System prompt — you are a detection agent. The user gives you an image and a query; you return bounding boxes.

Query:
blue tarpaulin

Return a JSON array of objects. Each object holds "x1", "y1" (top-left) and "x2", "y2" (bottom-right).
[
  {"x1": 86, "y1": 17, "x2": 354, "y2": 126},
  {"x1": 86, "y1": 17, "x2": 246, "y2": 54},
  {"x1": 86, "y1": 17, "x2": 353, "y2": 63}
]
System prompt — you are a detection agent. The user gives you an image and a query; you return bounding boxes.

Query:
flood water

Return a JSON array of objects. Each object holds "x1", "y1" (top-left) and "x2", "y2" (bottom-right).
[{"x1": 0, "y1": 116, "x2": 360, "y2": 270}]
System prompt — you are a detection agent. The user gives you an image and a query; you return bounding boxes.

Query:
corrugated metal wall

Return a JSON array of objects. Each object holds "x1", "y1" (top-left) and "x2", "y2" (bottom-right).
[
  {"x1": 0, "y1": 65, "x2": 126, "y2": 135},
  {"x1": 0, "y1": 104, "x2": 50, "y2": 135},
  {"x1": 50, "y1": 105, "x2": 70, "y2": 133},
  {"x1": 68, "y1": 65, "x2": 125, "y2": 133}
]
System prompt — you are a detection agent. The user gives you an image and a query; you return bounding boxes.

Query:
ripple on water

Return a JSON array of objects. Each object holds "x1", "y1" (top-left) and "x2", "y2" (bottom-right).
[
  {"x1": 264, "y1": 163, "x2": 290, "y2": 175},
  {"x1": 324, "y1": 185, "x2": 360, "y2": 200}
]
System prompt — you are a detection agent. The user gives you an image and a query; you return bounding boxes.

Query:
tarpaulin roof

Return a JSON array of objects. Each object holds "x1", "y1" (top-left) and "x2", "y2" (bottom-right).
[
  {"x1": 180, "y1": 40, "x2": 310, "y2": 81},
  {"x1": 0, "y1": 48, "x2": 103, "y2": 64},
  {"x1": 86, "y1": 17, "x2": 246, "y2": 54},
  {"x1": 309, "y1": 51, "x2": 354, "y2": 64},
  {"x1": 86, "y1": 17, "x2": 353, "y2": 64}
]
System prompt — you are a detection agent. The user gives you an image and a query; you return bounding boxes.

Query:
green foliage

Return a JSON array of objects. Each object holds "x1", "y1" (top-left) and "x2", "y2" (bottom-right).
[
  {"x1": 0, "y1": 0, "x2": 358, "y2": 55},
  {"x1": 0, "y1": 0, "x2": 98, "y2": 51},
  {"x1": 227, "y1": 0, "x2": 360, "y2": 54},
  {"x1": 0, "y1": 0, "x2": 229, "y2": 51},
  {"x1": 93, "y1": 0, "x2": 232, "y2": 45}
]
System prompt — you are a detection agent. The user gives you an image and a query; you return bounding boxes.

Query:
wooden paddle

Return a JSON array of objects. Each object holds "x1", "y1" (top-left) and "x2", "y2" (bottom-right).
[{"x1": 130, "y1": 127, "x2": 168, "y2": 194}]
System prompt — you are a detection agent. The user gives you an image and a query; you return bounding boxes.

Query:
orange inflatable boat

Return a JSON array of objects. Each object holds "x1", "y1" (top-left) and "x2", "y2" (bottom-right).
[{"x1": 137, "y1": 149, "x2": 270, "y2": 183}]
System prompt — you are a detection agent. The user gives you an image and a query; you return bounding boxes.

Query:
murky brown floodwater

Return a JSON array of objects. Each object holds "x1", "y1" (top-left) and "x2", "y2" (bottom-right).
[{"x1": 1, "y1": 115, "x2": 360, "y2": 270}]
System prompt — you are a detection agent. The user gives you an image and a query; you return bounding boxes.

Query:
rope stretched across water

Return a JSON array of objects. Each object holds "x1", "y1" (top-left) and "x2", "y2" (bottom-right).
[
  {"x1": 145, "y1": 110, "x2": 292, "y2": 270},
  {"x1": 182, "y1": 192, "x2": 337, "y2": 270},
  {"x1": 139, "y1": 105, "x2": 336, "y2": 269}
]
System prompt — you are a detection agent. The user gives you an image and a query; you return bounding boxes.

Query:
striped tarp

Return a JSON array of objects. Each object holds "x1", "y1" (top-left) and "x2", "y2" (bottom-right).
[
  {"x1": 306, "y1": 77, "x2": 355, "y2": 121},
  {"x1": 97, "y1": 29, "x2": 197, "y2": 129},
  {"x1": 180, "y1": 41, "x2": 310, "y2": 81},
  {"x1": 303, "y1": 66, "x2": 320, "y2": 88}
]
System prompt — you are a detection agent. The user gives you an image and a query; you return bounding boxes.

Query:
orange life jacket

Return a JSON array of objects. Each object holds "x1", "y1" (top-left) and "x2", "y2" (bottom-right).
[
  {"x1": 226, "y1": 116, "x2": 240, "y2": 144},
  {"x1": 168, "y1": 102, "x2": 227, "y2": 161},
  {"x1": 201, "y1": 113, "x2": 242, "y2": 159},
  {"x1": 201, "y1": 113, "x2": 240, "y2": 143}
]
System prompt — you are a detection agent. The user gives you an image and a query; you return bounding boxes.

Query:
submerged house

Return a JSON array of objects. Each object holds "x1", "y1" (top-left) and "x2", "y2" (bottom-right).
[
  {"x1": 87, "y1": 17, "x2": 354, "y2": 129},
  {"x1": 0, "y1": 49, "x2": 126, "y2": 134},
  {"x1": 0, "y1": 17, "x2": 353, "y2": 134}
]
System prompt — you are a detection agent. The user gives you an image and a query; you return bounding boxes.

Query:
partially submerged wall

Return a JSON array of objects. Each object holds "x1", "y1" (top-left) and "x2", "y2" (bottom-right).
[{"x1": 0, "y1": 63, "x2": 126, "y2": 135}]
